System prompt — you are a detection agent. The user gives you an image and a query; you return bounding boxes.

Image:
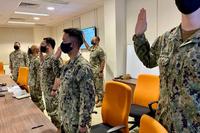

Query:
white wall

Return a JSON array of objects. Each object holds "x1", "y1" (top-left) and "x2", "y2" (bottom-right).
[
  {"x1": 157, "y1": 0, "x2": 181, "y2": 35},
  {"x1": 0, "y1": 1, "x2": 182, "y2": 79},
  {"x1": 33, "y1": 26, "x2": 52, "y2": 45},
  {"x1": 104, "y1": 0, "x2": 127, "y2": 80},
  {"x1": 0, "y1": 27, "x2": 34, "y2": 65},
  {"x1": 126, "y1": 0, "x2": 181, "y2": 78},
  {"x1": 104, "y1": 0, "x2": 117, "y2": 79},
  {"x1": 50, "y1": 6, "x2": 105, "y2": 62},
  {"x1": 0, "y1": 6, "x2": 105, "y2": 75},
  {"x1": 0, "y1": 26, "x2": 54, "y2": 74}
]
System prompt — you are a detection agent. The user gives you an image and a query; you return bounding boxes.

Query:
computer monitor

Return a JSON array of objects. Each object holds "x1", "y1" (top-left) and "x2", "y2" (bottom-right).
[{"x1": 81, "y1": 27, "x2": 97, "y2": 49}]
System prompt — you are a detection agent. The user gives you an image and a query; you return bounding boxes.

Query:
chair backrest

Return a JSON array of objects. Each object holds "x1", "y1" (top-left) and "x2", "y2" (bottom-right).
[
  {"x1": 17, "y1": 67, "x2": 29, "y2": 92},
  {"x1": 139, "y1": 114, "x2": 168, "y2": 133},
  {"x1": 102, "y1": 81, "x2": 132, "y2": 133},
  {"x1": 133, "y1": 74, "x2": 160, "y2": 108},
  {"x1": 0, "y1": 62, "x2": 4, "y2": 75}
]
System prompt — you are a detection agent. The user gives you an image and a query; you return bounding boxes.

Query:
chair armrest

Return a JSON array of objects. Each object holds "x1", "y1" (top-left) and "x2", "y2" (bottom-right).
[
  {"x1": 107, "y1": 125, "x2": 125, "y2": 133},
  {"x1": 148, "y1": 101, "x2": 158, "y2": 116}
]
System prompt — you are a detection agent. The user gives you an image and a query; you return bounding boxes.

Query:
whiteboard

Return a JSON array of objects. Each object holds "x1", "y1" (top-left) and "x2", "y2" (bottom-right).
[{"x1": 126, "y1": 44, "x2": 159, "y2": 78}]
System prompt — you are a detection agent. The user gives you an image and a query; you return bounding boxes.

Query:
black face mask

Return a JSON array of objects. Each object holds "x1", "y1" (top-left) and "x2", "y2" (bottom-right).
[
  {"x1": 60, "y1": 42, "x2": 73, "y2": 53},
  {"x1": 14, "y1": 45, "x2": 19, "y2": 50},
  {"x1": 40, "y1": 46, "x2": 47, "y2": 53},
  {"x1": 91, "y1": 41, "x2": 95, "y2": 45},
  {"x1": 175, "y1": 0, "x2": 200, "y2": 14}
]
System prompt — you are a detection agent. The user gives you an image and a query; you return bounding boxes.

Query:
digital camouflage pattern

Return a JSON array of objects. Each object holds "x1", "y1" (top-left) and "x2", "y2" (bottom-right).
[
  {"x1": 9, "y1": 50, "x2": 28, "y2": 81},
  {"x1": 89, "y1": 45, "x2": 105, "y2": 102},
  {"x1": 133, "y1": 26, "x2": 200, "y2": 133},
  {"x1": 40, "y1": 52, "x2": 61, "y2": 128},
  {"x1": 28, "y1": 55, "x2": 44, "y2": 111},
  {"x1": 57, "y1": 54, "x2": 95, "y2": 133}
]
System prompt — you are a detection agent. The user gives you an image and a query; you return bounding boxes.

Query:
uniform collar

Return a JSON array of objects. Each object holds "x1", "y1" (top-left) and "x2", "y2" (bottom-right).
[
  {"x1": 168, "y1": 25, "x2": 200, "y2": 48},
  {"x1": 45, "y1": 51, "x2": 53, "y2": 59},
  {"x1": 68, "y1": 52, "x2": 81, "y2": 65},
  {"x1": 91, "y1": 45, "x2": 99, "y2": 51},
  {"x1": 14, "y1": 49, "x2": 21, "y2": 52},
  {"x1": 180, "y1": 27, "x2": 200, "y2": 48},
  {"x1": 168, "y1": 25, "x2": 182, "y2": 42}
]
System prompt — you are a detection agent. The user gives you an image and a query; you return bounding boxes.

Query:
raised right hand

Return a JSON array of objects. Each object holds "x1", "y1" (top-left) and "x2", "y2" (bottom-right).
[{"x1": 135, "y1": 8, "x2": 147, "y2": 36}]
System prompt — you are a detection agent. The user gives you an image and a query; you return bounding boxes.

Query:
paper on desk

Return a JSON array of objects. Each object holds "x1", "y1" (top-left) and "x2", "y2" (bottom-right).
[
  {"x1": 8, "y1": 85, "x2": 21, "y2": 93},
  {"x1": 7, "y1": 86, "x2": 28, "y2": 98},
  {"x1": 0, "y1": 86, "x2": 8, "y2": 92},
  {"x1": 13, "y1": 90, "x2": 27, "y2": 97}
]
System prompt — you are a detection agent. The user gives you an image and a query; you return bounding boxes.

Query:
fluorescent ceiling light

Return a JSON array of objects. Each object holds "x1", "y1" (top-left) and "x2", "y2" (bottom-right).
[
  {"x1": 33, "y1": 17, "x2": 40, "y2": 20},
  {"x1": 15, "y1": 11, "x2": 49, "y2": 16},
  {"x1": 47, "y1": 7, "x2": 55, "y2": 11},
  {"x1": 8, "y1": 21, "x2": 35, "y2": 25}
]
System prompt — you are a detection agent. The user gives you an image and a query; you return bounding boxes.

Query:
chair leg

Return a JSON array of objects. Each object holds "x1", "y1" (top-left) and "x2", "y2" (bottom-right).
[
  {"x1": 129, "y1": 117, "x2": 140, "y2": 131},
  {"x1": 129, "y1": 122, "x2": 137, "y2": 130}
]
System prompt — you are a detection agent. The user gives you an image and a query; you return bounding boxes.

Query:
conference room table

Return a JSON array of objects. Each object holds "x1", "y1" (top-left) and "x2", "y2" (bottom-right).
[{"x1": 0, "y1": 75, "x2": 57, "y2": 133}]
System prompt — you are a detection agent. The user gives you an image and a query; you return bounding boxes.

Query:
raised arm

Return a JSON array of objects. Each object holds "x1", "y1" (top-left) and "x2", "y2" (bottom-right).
[{"x1": 133, "y1": 8, "x2": 162, "y2": 68}]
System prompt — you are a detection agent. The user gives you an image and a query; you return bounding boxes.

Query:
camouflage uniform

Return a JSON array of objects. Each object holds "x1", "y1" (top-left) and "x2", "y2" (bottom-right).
[
  {"x1": 89, "y1": 45, "x2": 105, "y2": 102},
  {"x1": 55, "y1": 54, "x2": 95, "y2": 133},
  {"x1": 40, "y1": 52, "x2": 61, "y2": 128},
  {"x1": 28, "y1": 55, "x2": 44, "y2": 111},
  {"x1": 133, "y1": 26, "x2": 200, "y2": 132},
  {"x1": 9, "y1": 50, "x2": 28, "y2": 81}
]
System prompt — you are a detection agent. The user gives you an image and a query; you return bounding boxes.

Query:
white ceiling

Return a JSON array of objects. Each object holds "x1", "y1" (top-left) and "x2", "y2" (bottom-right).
[{"x1": 0, "y1": 0, "x2": 103, "y2": 27}]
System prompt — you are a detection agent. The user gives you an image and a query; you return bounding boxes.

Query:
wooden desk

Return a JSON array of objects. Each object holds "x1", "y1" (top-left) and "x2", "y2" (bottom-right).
[
  {"x1": 113, "y1": 78, "x2": 137, "y2": 103},
  {"x1": 113, "y1": 78, "x2": 137, "y2": 90},
  {"x1": 0, "y1": 75, "x2": 57, "y2": 133},
  {"x1": 0, "y1": 75, "x2": 16, "y2": 86}
]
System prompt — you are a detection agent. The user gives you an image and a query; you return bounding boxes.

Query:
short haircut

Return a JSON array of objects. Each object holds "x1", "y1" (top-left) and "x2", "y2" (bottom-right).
[
  {"x1": 95, "y1": 36, "x2": 100, "y2": 42},
  {"x1": 28, "y1": 45, "x2": 37, "y2": 55},
  {"x1": 63, "y1": 28, "x2": 83, "y2": 47},
  {"x1": 43, "y1": 37, "x2": 56, "y2": 49},
  {"x1": 14, "y1": 42, "x2": 20, "y2": 45}
]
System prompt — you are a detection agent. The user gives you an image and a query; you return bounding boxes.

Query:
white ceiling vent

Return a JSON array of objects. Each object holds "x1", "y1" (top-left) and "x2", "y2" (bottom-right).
[
  {"x1": 19, "y1": 2, "x2": 40, "y2": 8},
  {"x1": 9, "y1": 17, "x2": 26, "y2": 21},
  {"x1": 41, "y1": 0, "x2": 69, "y2": 5},
  {"x1": 35, "y1": 24, "x2": 46, "y2": 26}
]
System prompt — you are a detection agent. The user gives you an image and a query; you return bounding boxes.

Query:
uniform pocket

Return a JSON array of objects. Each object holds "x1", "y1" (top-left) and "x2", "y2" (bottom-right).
[{"x1": 158, "y1": 53, "x2": 170, "y2": 66}]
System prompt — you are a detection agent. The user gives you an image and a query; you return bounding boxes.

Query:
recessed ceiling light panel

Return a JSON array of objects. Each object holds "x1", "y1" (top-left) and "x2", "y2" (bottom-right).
[
  {"x1": 8, "y1": 21, "x2": 35, "y2": 25},
  {"x1": 15, "y1": 11, "x2": 49, "y2": 16},
  {"x1": 33, "y1": 17, "x2": 40, "y2": 20},
  {"x1": 47, "y1": 7, "x2": 55, "y2": 11}
]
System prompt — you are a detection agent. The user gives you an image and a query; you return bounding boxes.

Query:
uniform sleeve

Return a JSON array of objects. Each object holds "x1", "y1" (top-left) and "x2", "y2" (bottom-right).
[
  {"x1": 189, "y1": 46, "x2": 200, "y2": 110},
  {"x1": 98, "y1": 48, "x2": 105, "y2": 62},
  {"x1": 35, "y1": 59, "x2": 41, "y2": 89},
  {"x1": 24, "y1": 52, "x2": 29, "y2": 67},
  {"x1": 133, "y1": 34, "x2": 163, "y2": 68},
  {"x1": 52, "y1": 57, "x2": 62, "y2": 78},
  {"x1": 77, "y1": 66, "x2": 95, "y2": 126},
  {"x1": 88, "y1": 46, "x2": 92, "y2": 51},
  {"x1": 9, "y1": 53, "x2": 12, "y2": 69}
]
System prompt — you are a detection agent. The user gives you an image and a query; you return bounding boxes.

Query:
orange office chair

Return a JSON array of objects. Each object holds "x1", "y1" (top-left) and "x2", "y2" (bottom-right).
[
  {"x1": 17, "y1": 67, "x2": 29, "y2": 92},
  {"x1": 91, "y1": 81, "x2": 132, "y2": 133},
  {"x1": 0, "y1": 62, "x2": 5, "y2": 75},
  {"x1": 129, "y1": 74, "x2": 160, "y2": 130},
  {"x1": 139, "y1": 114, "x2": 168, "y2": 133}
]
